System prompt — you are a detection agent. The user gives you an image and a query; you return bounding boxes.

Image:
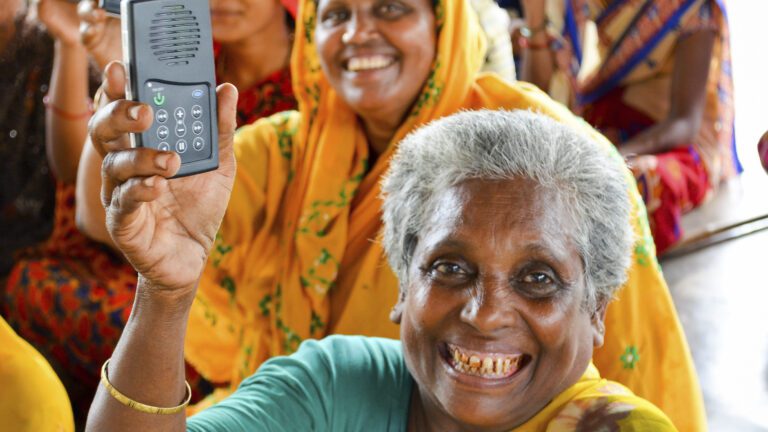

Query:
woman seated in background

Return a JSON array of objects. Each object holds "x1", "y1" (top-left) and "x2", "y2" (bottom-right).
[
  {"x1": 80, "y1": 0, "x2": 703, "y2": 428},
  {"x1": 85, "y1": 110, "x2": 677, "y2": 431},
  {"x1": 1, "y1": 0, "x2": 103, "y2": 419},
  {"x1": 2, "y1": 0, "x2": 299, "y2": 418},
  {"x1": 518, "y1": 0, "x2": 741, "y2": 254}
]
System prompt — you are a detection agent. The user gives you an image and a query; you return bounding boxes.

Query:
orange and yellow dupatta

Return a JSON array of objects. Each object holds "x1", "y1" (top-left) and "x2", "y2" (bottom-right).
[
  {"x1": 184, "y1": 0, "x2": 704, "y2": 429},
  {"x1": 516, "y1": 363, "x2": 677, "y2": 431}
]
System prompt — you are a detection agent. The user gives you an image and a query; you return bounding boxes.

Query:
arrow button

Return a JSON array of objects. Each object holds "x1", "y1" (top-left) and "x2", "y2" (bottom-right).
[{"x1": 153, "y1": 93, "x2": 165, "y2": 106}]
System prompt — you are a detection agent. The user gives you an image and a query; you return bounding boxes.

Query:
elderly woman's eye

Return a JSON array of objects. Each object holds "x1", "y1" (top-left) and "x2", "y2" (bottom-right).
[
  {"x1": 433, "y1": 262, "x2": 465, "y2": 275},
  {"x1": 517, "y1": 269, "x2": 561, "y2": 298},
  {"x1": 522, "y1": 272, "x2": 553, "y2": 284}
]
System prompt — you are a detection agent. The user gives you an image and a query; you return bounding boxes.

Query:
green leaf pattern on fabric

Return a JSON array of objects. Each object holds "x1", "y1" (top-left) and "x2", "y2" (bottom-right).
[
  {"x1": 409, "y1": 60, "x2": 443, "y2": 119},
  {"x1": 620, "y1": 345, "x2": 640, "y2": 370},
  {"x1": 210, "y1": 232, "x2": 233, "y2": 268},
  {"x1": 220, "y1": 276, "x2": 236, "y2": 302},
  {"x1": 269, "y1": 111, "x2": 298, "y2": 160},
  {"x1": 310, "y1": 310, "x2": 325, "y2": 336},
  {"x1": 295, "y1": 159, "x2": 366, "y2": 295},
  {"x1": 273, "y1": 284, "x2": 303, "y2": 354},
  {"x1": 258, "y1": 293, "x2": 272, "y2": 317}
]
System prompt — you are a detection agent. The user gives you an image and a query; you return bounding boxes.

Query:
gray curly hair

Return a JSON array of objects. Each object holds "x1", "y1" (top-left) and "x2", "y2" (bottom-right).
[{"x1": 380, "y1": 110, "x2": 634, "y2": 310}]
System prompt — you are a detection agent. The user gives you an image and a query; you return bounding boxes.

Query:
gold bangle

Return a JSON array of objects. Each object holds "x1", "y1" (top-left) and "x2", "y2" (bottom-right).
[{"x1": 100, "y1": 358, "x2": 191, "y2": 415}]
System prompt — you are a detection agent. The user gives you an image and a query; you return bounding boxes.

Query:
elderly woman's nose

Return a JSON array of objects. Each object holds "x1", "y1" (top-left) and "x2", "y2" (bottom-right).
[
  {"x1": 459, "y1": 283, "x2": 517, "y2": 334},
  {"x1": 341, "y1": 12, "x2": 378, "y2": 45}
]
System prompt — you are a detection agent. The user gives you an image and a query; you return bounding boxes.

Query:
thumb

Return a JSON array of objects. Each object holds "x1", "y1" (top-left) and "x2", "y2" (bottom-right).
[{"x1": 215, "y1": 83, "x2": 239, "y2": 155}]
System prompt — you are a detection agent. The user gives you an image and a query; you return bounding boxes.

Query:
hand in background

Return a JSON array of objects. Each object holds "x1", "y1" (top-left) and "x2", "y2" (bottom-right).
[
  {"x1": 759, "y1": 131, "x2": 768, "y2": 174},
  {"x1": 78, "y1": 0, "x2": 121, "y2": 70},
  {"x1": 35, "y1": 0, "x2": 82, "y2": 46},
  {"x1": 89, "y1": 62, "x2": 238, "y2": 295}
]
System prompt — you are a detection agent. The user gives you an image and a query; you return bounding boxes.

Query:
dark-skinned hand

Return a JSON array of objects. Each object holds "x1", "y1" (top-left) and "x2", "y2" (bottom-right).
[{"x1": 89, "y1": 61, "x2": 238, "y2": 296}]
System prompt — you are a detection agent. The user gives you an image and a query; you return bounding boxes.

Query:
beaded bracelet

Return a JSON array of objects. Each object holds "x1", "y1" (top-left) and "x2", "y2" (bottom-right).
[
  {"x1": 100, "y1": 358, "x2": 191, "y2": 415},
  {"x1": 42, "y1": 94, "x2": 94, "y2": 120}
]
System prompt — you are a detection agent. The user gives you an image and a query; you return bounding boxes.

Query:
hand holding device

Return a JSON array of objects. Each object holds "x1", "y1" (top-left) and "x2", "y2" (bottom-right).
[
  {"x1": 122, "y1": 0, "x2": 219, "y2": 177},
  {"x1": 88, "y1": 62, "x2": 238, "y2": 293}
]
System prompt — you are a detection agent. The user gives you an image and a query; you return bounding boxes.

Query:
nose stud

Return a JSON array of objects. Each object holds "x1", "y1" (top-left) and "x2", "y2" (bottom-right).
[{"x1": 342, "y1": 30, "x2": 353, "y2": 44}]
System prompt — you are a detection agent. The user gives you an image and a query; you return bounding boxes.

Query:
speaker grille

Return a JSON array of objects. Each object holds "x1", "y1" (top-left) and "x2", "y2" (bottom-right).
[{"x1": 149, "y1": 4, "x2": 200, "y2": 66}]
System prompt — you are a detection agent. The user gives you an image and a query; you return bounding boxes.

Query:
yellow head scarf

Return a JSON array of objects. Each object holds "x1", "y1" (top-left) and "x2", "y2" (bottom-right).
[{"x1": 186, "y1": 1, "x2": 704, "y2": 429}]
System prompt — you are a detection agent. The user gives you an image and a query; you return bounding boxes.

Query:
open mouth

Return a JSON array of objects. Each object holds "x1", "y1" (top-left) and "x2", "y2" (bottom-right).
[
  {"x1": 442, "y1": 342, "x2": 530, "y2": 380},
  {"x1": 344, "y1": 55, "x2": 396, "y2": 72}
]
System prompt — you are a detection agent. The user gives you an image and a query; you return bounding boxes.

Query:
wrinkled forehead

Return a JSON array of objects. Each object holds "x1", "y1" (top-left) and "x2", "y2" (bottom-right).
[
  {"x1": 418, "y1": 178, "x2": 580, "y2": 257},
  {"x1": 314, "y1": 0, "x2": 436, "y2": 13}
]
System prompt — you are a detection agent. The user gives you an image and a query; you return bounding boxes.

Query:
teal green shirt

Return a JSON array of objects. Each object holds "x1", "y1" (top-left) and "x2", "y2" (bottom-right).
[{"x1": 187, "y1": 336, "x2": 413, "y2": 431}]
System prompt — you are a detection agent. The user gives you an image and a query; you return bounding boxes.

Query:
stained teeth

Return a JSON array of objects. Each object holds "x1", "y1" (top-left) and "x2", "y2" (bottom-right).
[
  {"x1": 449, "y1": 345, "x2": 522, "y2": 378},
  {"x1": 481, "y1": 357, "x2": 493, "y2": 374},
  {"x1": 347, "y1": 56, "x2": 393, "y2": 72},
  {"x1": 469, "y1": 356, "x2": 481, "y2": 368}
]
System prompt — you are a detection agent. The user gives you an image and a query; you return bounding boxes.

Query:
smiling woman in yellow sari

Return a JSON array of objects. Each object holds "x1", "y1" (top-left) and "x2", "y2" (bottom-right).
[{"x1": 81, "y1": 0, "x2": 702, "y2": 429}]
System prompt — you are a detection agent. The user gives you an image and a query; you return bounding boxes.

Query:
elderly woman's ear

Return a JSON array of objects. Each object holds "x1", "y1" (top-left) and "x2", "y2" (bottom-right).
[
  {"x1": 389, "y1": 291, "x2": 407, "y2": 324},
  {"x1": 591, "y1": 300, "x2": 609, "y2": 348}
]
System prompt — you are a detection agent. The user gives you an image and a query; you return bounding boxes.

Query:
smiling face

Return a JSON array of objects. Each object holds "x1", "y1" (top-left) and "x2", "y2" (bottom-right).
[
  {"x1": 314, "y1": 0, "x2": 435, "y2": 127},
  {"x1": 392, "y1": 178, "x2": 606, "y2": 430},
  {"x1": 209, "y1": 0, "x2": 285, "y2": 43}
]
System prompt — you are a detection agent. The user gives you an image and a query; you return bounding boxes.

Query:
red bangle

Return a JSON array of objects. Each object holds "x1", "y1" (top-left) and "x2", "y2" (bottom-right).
[
  {"x1": 518, "y1": 35, "x2": 552, "y2": 50},
  {"x1": 43, "y1": 94, "x2": 94, "y2": 120}
]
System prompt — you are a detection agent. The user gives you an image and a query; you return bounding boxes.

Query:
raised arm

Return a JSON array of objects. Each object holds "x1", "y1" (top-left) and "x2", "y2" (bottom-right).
[
  {"x1": 37, "y1": 0, "x2": 92, "y2": 183},
  {"x1": 75, "y1": 0, "x2": 124, "y2": 247},
  {"x1": 619, "y1": 29, "x2": 715, "y2": 157},
  {"x1": 518, "y1": 0, "x2": 556, "y2": 91},
  {"x1": 85, "y1": 62, "x2": 238, "y2": 432}
]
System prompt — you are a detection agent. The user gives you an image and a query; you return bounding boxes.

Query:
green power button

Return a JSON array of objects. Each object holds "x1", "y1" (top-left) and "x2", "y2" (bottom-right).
[{"x1": 153, "y1": 93, "x2": 165, "y2": 106}]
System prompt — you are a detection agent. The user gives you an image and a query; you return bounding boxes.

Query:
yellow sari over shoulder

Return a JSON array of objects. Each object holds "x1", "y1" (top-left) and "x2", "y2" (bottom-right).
[
  {"x1": 520, "y1": 363, "x2": 677, "y2": 431},
  {"x1": 185, "y1": 0, "x2": 704, "y2": 429}
]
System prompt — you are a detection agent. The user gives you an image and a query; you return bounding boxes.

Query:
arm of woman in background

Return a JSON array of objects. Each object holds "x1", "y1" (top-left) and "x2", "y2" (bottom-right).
[
  {"x1": 75, "y1": 0, "x2": 123, "y2": 249},
  {"x1": 85, "y1": 63, "x2": 238, "y2": 432},
  {"x1": 517, "y1": 0, "x2": 556, "y2": 91},
  {"x1": 38, "y1": 0, "x2": 92, "y2": 184},
  {"x1": 619, "y1": 30, "x2": 715, "y2": 157}
]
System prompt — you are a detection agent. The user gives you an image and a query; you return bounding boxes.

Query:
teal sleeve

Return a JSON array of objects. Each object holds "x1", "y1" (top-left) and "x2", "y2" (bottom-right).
[{"x1": 186, "y1": 335, "x2": 412, "y2": 432}]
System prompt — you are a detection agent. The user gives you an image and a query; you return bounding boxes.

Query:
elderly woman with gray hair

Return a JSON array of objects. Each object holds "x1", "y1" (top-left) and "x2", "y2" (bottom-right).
[{"x1": 86, "y1": 110, "x2": 675, "y2": 431}]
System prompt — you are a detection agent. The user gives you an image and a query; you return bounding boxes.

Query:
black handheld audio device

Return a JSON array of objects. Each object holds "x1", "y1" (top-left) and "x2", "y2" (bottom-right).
[
  {"x1": 122, "y1": 0, "x2": 218, "y2": 177},
  {"x1": 98, "y1": 0, "x2": 121, "y2": 16}
]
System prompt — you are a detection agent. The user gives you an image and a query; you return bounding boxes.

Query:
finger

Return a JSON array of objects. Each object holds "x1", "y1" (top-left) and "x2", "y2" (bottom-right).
[
  {"x1": 105, "y1": 176, "x2": 168, "y2": 233},
  {"x1": 103, "y1": 61, "x2": 127, "y2": 101},
  {"x1": 88, "y1": 99, "x2": 152, "y2": 156},
  {"x1": 108, "y1": 175, "x2": 168, "y2": 222},
  {"x1": 101, "y1": 148, "x2": 181, "y2": 208},
  {"x1": 77, "y1": 0, "x2": 99, "y2": 21},
  {"x1": 216, "y1": 83, "x2": 238, "y2": 138},
  {"x1": 214, "y1": 83, "x2": 239, "y2": 164}
]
